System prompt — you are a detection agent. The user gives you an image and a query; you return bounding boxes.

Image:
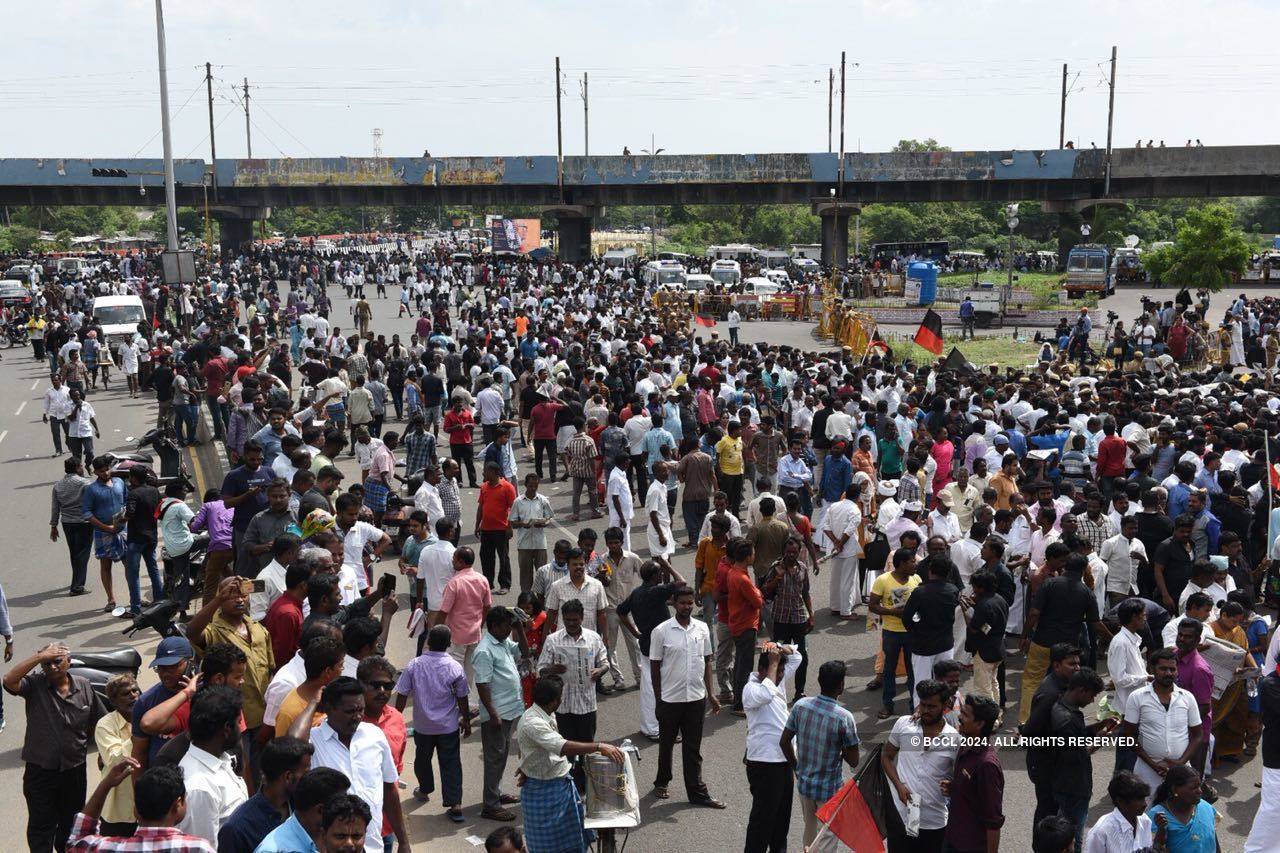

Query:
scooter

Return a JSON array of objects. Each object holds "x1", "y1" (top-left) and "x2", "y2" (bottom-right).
[
  {"x1": 69, "y1": 648, "x2": 143, "y2": 703},
  {"x1": 105, "y1": 425, "x2": 194, "y2": 494}
]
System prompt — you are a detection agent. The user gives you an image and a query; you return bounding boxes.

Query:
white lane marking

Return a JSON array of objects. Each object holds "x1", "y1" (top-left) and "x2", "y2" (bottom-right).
[
  {"x1": 30, "y1": 380, "x2": 40, "y2": 391},
  {"x1": 14, "y1": 401, "x2": 26, "y2": 417},
  {"x1": 0, "y1": 430, "x2": 7, "y2": 445}
]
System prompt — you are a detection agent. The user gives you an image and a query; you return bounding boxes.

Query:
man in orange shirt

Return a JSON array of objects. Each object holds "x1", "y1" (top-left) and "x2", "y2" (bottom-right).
[
  {"x1": 724, "y1": 537, "x2": 763, "y2": 715},
  {"x1": 989, "y1": 452, "x2": 1021, "y2": 510},
  {"x1": 475, "y1": 462, "x2": 517, "y2": 594}
]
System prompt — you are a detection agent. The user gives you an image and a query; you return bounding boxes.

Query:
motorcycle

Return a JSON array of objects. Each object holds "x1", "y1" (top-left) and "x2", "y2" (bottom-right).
[
  {"x1": 0, "y1": 320, "x2": 29, "y2": 349},
  {"x1": 67, "y1": 596, "x2": 190, "y2": 703},
  {"x1": 106, "y1": 425, "x2": 194, "y2": 494}
]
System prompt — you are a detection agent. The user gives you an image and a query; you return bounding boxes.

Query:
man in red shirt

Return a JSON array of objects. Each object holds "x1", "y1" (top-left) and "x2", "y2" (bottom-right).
[
  {"x1": 264, "y1": 564, "x2": 309, "y2": 665},
  {"x1": 1095, "y1": 418, "x2": 1128, "y2": 500},
  {"x1": 475, "y1": 462, "x2": 517, "y2": 593},
  {"x1": 443, "y1": 399, "x2": 477, "y2": 488},
  {"x1": 202, "y1": 352, "x2": 230, "y2": 440},
  {"x1": 724, "y1": 538, "x2": 763, "y2": 715},
  {"x1": 529, "y1": 394, "x2": 565, "y2": 482}
]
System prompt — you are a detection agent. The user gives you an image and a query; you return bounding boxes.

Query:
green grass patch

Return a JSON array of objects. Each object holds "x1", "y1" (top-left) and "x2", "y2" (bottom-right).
[{"x1": 887, "y1": 336, "x2": 1043, "y2": 367}]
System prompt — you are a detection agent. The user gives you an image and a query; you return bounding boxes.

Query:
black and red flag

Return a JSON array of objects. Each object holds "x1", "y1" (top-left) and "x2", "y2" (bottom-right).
[{"x1": 913, "y1": 308, "x2": 944, "y2": 355}]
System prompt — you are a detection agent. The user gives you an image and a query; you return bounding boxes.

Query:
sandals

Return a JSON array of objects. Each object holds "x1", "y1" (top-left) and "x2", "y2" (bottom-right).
[
  {"x1": 877, "y1": 707, "x2": 894, "y2": 720},
  {"x1": 652, "y1": 786, "x2": 670, "y2": 800}
]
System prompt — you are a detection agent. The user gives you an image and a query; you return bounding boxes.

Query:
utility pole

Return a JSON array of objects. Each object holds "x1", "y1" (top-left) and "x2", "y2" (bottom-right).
[
  {"x1": 837, "y1": 51, "x2": 846, "y2": 198},
  {"x1": 827, "y1": 68, "x2": 833, "y2": 153},
  {"x1": 554, "y1": 57, "x2": 564, "y2": 202},
  {"x1": 243, "y1": 77, "x2": 253, "y2": 159},
  {"x1": 1059, "y1": 63, "x2": 1067, "y2": 150},
  {"x1": 154, "y1": 0, "x2": 178, "y2": 253},
  {"x1": 1104, "y1": 46, "x2": 1116, "y2": 196},
  {"x1": 205, "y1": 62, "x2": 218, "y2": 201},
  {"x1": 580, "y1": 72, "x2": 589, "y2": 158}
]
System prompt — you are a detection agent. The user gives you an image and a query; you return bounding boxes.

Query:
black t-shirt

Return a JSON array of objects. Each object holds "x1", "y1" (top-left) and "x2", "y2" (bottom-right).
[
  {"x1": 1153, "y1": 537, "x2": 1194, "y2": 604},
  {"x1": 617, "y1": 582, "x2": 680, "y2": 656},
  {"x1": 421, "y1": 374, "x2": 446, "y2": 407},
  {"x1": 1261, "y1": 673, "x2": 1280, "y2": 770},
  {"x1": 1031, "y1": 574, "x2": 1098, "y2": 647},
  {"x1": 967, "y1": 594, "x2": 1009, "y2": 663},
  {"x1": 901, "y1": 579, "x2": 958, "y2": 656},
  {"x1": 1049, "y1": 699, "x2": 1091, "y2": 796},
  {"x1": 151, "y1": 365, "x2": 175, "y2": 402},
  {"x1": 126, "y1": 484, "x2": 160, "y2": 545}
]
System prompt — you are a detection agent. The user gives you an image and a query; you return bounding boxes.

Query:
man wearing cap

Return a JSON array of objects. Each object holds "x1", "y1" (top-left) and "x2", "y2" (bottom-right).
[
  {"x1": 130, "y1": 636, "x2": 195, "y2": 768},
  {"x1": 885, "y1": 501, "x2": 926, "y2": 555},
  {"x1": 940, "y1": 467, "x2": 980, "y2": 535}
]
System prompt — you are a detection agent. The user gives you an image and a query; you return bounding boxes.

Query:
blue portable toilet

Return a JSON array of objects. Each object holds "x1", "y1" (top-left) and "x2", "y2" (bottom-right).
[{"x1": 908, "y1": 261, "x2": 939, "y2": 306}]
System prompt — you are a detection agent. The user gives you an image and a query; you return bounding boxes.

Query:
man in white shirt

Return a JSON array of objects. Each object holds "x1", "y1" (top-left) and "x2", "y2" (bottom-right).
[
  {"x1": 412, "y1": 470, "x2": 445, "y2": 529},
  {"x1": 249, "y1": 534, "x2": 301, "y2": 621},
  {"x1": 646, "y1": 462, "x2": 676, "y2": 560},
  {"x1": 744, "y1": 642, "x2": 803, "y2": 848},
  {"x1": 1107, "y1": 600, "x2": 1152, "y2": 775},
  {"x1": 177, "y1": 687, "x2": 249, "y2": 845},
  {"x1": 606, "y1": 457, "x2": 635, "y2": 553},
  {"x1": 336, "y1": 494, "x2": 390, "y2": 604},
  {"x1": 822, "y1": 483, "x2": 862, "y2": 618},
  {"x1": 1082, "y1": 772, "x2": 1156, "y2": 853},
  {"x1": 1099, "y1": 518, "x2": 1148, "y2": 608},
  {"x1": 649, "y1": 586, "x2": 724, "y2": 806},
  {"x1": 417, "y1": 520, "x2": 458, "y2": 620},
  {"x1": 882, "y1": 680, "x2": 959, "y2": 847},
  {"x1": 927, "y1": 493, "x2": 963, "y2": 544},
  {"x1": 42, "y1": 373, "x2": 74, "y2": 456},
  {"x1": 535, "y1": 599, "x2": 608, "y2": 786},
  {"x1": 1121, "y1": 648, "x2": 1204, "y2": 794},
  {"x1": 306, "y1": 677, "x2": 408, "y2": 853}
]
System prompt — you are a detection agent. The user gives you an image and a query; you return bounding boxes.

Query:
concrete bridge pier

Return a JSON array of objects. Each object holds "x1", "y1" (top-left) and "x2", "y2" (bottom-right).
[
  {"x1": 212, "y1": 206, "x2": 270, "y2": 254},
  {"x1": 544, "y1": 205, "x2": 595, "y2": 264},
  {"x1": 813, "y1": 201, "x2": 859, "y2": 269}
]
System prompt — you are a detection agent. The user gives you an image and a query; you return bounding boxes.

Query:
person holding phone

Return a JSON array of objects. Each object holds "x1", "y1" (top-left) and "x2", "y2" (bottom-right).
[{"x1": 220, "y1": 441, "x2": 274, "y2": 575}]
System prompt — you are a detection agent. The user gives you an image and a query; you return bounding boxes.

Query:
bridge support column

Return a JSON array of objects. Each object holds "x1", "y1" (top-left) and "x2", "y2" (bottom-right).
[
  {"x1": 544, "y1": 205, "x2": 595, "y2": 264},
  {"x1": 812, "y1": 201, "x2": 859, "y2": 269},
  {"x1": 211, "y1": 206, "x2": 270, "y2": 255}
]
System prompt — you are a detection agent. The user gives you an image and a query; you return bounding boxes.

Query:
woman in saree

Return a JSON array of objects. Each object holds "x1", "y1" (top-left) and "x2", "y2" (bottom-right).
[{"x1": 1209, "y1": 599, "x2": 1251, "y2": 764}]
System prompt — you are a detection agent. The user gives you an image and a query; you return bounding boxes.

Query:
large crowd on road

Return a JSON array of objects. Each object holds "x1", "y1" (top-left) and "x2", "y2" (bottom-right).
[{"x1": 2, "y1": 235, "x2": 1280, "y2": 853}]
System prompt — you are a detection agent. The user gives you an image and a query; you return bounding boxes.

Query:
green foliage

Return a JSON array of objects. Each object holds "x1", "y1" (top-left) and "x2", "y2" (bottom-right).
[
  {"x1": 0, "y1": 226, "x2": 41, "y2": 252},
  {"x1": 1140, "y1": 204, "x2": 1251, "y2": 291},
  {"x1": 891, "y1": 139, "x2": 951, "y2": 153}
]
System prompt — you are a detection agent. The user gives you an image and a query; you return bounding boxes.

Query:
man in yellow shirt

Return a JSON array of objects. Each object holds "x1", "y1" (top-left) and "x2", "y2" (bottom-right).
[
  {"x1": 868, "y1": 547, "x2": 921, "y2": 719},
  {"x1": 716, "y1": 422, "x2": 746, "y2": 515},
  {"x1": 275, "y1": 636, "x2": 345, "y2": 736},
  {"x1": 94, "y1": 674, "x2": 141, "y2": 834},
  {"x1": 989, "y1": 453, "x2": 1021, "y2": 510}
]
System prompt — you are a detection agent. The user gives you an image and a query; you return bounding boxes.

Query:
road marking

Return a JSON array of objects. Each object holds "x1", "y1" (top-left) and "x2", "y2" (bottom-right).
[
  {"x1": 189, "y1": 439, "x2": 209, "y2": 502},
  {"x1": 30, "y1": 380, "x2": 40, "y2": 391},
  {"x1": 0, "y1": 430, "x2": 7, "y2": 445},
  {"x1": 13, "y1": 401, "x2": 25, "y2": 417}
]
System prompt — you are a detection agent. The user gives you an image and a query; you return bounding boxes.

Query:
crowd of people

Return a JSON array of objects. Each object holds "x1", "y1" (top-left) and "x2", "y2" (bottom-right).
[{"x1": 3, "y1": 235, "x2": 1280, "y2": 853}]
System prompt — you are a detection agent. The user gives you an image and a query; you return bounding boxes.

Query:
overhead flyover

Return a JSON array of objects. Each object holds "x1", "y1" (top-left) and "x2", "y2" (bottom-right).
[{"x1": 2, "y1": 146, "x2": 1278, "y2": 261}]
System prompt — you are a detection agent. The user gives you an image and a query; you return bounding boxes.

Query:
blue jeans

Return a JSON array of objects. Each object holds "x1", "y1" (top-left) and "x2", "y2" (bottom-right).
[
  {"x1": 881, "y1": 630, "x2": 914, "y2": 712},
  {"x1": 124, "y1": 541, "x2": 163, "y2": 614},
  {"x1": 1054, "y1": 792, "x2": 1089, "y2": 853},
  {"x1": 175, "y1": 404, "x2": 199, "y2": 444}
]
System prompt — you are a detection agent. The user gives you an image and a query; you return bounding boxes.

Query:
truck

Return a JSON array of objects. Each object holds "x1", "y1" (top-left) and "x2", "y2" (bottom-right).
[{"x1": 1064, "y1": 244, "x2": 1113, "y2": 297}]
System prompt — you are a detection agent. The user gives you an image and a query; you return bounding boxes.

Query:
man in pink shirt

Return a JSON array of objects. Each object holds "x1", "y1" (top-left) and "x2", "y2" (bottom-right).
[
  {"x1": 363, "y1": 431, "x2": 400, "y2": 527},
  {"x1": 431, "y1": 545, "x2": 492, "y2": 698}
]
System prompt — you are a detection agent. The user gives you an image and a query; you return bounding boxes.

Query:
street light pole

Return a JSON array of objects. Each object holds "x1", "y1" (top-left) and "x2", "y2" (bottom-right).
[{"x1": 154, "y1": 0, "x2": 179, "y2": 252}]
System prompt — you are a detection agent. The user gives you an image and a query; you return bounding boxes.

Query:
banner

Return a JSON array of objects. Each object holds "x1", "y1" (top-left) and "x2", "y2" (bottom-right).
[{"x1": 489, "y1": 217, "x2": 541, "y2": 254}]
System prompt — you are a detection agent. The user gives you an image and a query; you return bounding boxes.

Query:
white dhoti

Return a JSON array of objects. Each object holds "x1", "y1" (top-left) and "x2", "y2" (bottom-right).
[
  {"x1": 911, "y1": 649, "x2": 955, "y2": 704},
  {"x1": 1246, "y1": 766, "x2": 1280, "y2": 853},
  {"x1": 1008, "y1": 577, "x2": 1028, "y2": 635},
  {"x1": 814, "y1": 504, "x2": 830, "y2": 549},
  {"x1": 609, "y1": 512, "x2": 633, "y2": 552},
  {"x1": 829, "y1": 554, "x2": 859, "y2": 616},
  {"x1": 952, "y1": 605, "x2": 972, "y2": 665},
  {"x1": 639, "y1": 660, "x2": 658, "y2": 737},
  {"x1": 862, "y1": 567, "x2": 881, "y2": 599},
  {"x1": 647, "y1": 523, "x2": 675, "y2": 560}
]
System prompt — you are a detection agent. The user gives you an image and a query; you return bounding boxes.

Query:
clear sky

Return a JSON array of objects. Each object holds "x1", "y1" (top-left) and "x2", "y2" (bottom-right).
[{"x1": 3, "y1": 0, "x2": 1270, "y2": 159}]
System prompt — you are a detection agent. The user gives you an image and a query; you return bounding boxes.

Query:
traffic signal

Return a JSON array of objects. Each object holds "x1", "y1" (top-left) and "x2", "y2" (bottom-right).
[{"x1": 91, "y1": 168, "x2": 128, "y2": 178}]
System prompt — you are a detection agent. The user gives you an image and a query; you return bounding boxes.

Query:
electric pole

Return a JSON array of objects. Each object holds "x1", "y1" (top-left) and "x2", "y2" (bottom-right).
[
  {"x1": 1059, "y1": 63, "x2": 1067, "y2": 150},
  {"x1": 838, "y1": 51, "x2": 846, "y2": 198},
  {"x1": 243, "y1": 77, "x2": 253, "y2": 159},
  {"x1": 827, "y1": 68, "x2": 833, "y2": 153},
  {"x1": 205, "y1": 62, "x2": 218, "y2": 201},
  {"x1": 554, "y1": 57, "x2": 564, "y2": 202},
  {"x1": 580, "y1": 72, "x2": 589, "y2": 158},
  {"x1": 1104, "y1": 46, "x2": 1116, "y2": 196},
  {"x1": 154, "y1": 0, "x2": 178, "y2": 253}
]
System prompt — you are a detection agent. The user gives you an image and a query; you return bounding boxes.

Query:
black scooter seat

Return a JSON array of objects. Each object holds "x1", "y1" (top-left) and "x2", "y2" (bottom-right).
[{"x1": 70, "y1": 648, "x2": 143, "y2": 670}]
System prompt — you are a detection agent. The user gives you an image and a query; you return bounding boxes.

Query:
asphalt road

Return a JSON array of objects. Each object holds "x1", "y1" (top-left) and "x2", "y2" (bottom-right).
[{"x1": 0, "y1": 282, "x2": 1266, "y2": 851}]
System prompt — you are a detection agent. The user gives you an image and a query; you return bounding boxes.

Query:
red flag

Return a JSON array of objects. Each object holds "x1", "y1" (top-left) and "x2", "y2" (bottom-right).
[
  {"x1": 694, "y1": 314, "x2": 717, "y2": 328},
  {"x1": 810, "y1": 778, "x2": 885, "y2": 853},
  {"x1": 913, "y1": 309, "x2": 944, "y2": 355},
  {"x1": 1269, "y1": 461, "x2": 1280, "y2": 491}
]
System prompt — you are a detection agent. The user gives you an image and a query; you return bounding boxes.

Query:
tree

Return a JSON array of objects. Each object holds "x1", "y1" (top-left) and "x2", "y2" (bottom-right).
[
  {"x1": 891, "y1": 139, "x2": 951, "y2": 153},
  {"x1": 1141, "y1": 204, "x2": 1250, "y2": 291}
]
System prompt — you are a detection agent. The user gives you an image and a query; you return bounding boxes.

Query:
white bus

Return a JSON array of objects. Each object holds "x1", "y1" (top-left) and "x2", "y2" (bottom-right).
[
  {"x1": 709, "y1": 259, "x2": 742, "y2": 286},
  {"x1": 642, "y1": 260, "x2": 687, "y2": 288},
  {"x1": 705, "y1": 243, "x2": 757, "y2": 261}
]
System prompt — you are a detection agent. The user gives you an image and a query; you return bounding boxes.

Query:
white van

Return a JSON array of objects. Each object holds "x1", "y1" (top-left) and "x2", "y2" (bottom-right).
[
  {"x1": 92, "y1": 295, "x2": 147, "y2": 346},
  {"x1": 763, "y1": 268, "x2": 791, "y2": 287},
  {"x1": 58, "y1": 257, "x2": 92, "y2": 279},
  {"x1": 603, "y1": 247, "x2": 638, "y2": 268},
  {"x1": 684, "y1": 273, "x2": 714, "y2": 292},
  {"x1": 742, "y1": 276, "x2": 781, "y2": 297},
  {"x1": 642, "y1": 260, "x2": 687, "y2": 288},
  {"x1": 792, "y1": 257, "x2": 820, "y2": 276},
  {"x1": 758, "y1": 250, "x2": 790, "y2": 269},
  {"x1": 709, "y1": 259, "x2": 742, "y2": 286}
]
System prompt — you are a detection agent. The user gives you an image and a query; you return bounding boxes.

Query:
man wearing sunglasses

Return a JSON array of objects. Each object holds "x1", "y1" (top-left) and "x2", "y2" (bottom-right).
[{"x1": 358, "y1": 656, "x2": 407, "y2": 853}]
